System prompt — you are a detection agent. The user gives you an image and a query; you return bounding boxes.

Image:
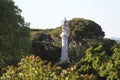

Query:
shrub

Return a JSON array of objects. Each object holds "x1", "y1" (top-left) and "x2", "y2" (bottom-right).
[
  {"x1": 0, "y1": 55, "x2": 86, "y2": 80},
  {"x1": 1, "y1": 55, "x2": 61, "y2": 80}
]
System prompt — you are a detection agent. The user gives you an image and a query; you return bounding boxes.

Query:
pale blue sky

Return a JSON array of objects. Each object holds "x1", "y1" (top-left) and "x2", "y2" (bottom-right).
[{"x1": 14, "y1": 0, "x2": 120, "y2": 38}]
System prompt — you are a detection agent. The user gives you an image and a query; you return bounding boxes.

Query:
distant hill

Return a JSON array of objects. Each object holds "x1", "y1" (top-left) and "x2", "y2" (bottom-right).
[{"x1": 110, "y1": 37, "x2": 120, "y2": 43}]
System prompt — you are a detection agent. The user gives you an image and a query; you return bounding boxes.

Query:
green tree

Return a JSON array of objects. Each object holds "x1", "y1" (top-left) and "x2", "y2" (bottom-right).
[
  {"x1": 77, "y1": 45, "x2": 120, "y2": 80},
  {"x1": 50, "y1": 26, "x2": 62, "y2": 46},
  {"x1": 32, "y1": 33, "x2": 61, "y2": 62},
  {"x1": 68, "y1": 18, "x2": 105, "y2": 62},
  {"x1": 40, "y1": 18, "x2": 105, "y2": 62},
  {"x1": 0, "y1": 55, "x2": 78, "y2": 80},
  {"x1": 100, "y1": 38, "x2": 116, "y2": 56},
  {"x1": 86, "y1": 38, "x2": 116, "y2": 56},
  {"x1": 1, "y1": 55, "x2": 94, "y2": 80},
  {"x1": 0, "y1": 0, "x2": 31, "y2": 75},
  {"x1": 68, "y1": 18, "x2": 105, "y2": 44}
]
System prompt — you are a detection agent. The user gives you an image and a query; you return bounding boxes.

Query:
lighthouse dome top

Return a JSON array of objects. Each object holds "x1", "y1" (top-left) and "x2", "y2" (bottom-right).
[
  {"x1": 64, "y1": 17, "x2": 67, "y2": 21},
  {"x1": 62, "y1": 17, "x2": 68, "y2": 26}
]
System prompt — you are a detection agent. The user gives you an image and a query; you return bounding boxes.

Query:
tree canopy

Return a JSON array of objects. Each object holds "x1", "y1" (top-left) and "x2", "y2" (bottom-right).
[
  {"x1": 0, "y1": 0, "x2": 119, "y2": 79},
  {"x1": 31, "y1": 18, "x2": 106, "y2": 62},
  {"x1": 68, "y1": 18, "x2": 105, "y2": 44},
  {"x1": 0, "y1": 0, "x2": 31, "y2": 75}
]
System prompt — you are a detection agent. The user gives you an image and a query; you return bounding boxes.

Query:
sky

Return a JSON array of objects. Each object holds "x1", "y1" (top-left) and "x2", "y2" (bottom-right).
[{"x1": 13, "y1": 0, "x2": 120, "y2": 38}]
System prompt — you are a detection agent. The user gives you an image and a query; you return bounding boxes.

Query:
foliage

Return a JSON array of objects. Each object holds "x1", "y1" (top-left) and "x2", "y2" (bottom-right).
[
  {"x1": 68, "y1": 18, "x2": 105, "y2": 44},
  {"x1": 77, "y1": 45, "x2": 120, "y2": 80},
  {"x1": 31, "y1": 31, "x2": 61, "y2": 62},
  {"x1": 0, "y1": 0, "x2": 119, "y2": 79},
  {"x1": 0, "y1": 55, "x2": 79, "y2": 80},
  {"x1": 32, "y1": 41, "x2": 61, "y2": 62},
  {"x1": 31, "y1": 27, "x2": 62, "y2": 62},
  {"x1": 68, "y1": 18, "x2": 105, "y2": 63},
  {"x1": 50, "y1": 26, "x2": 62, "y2": 46},
  {"x1": 0, "y1": 55, "x2": 99, "y2": 80},
  {"x1": 0, "y1": 0, "x2": 31, "y2": 75},
  {"x1": 1, "y1": 44, "x2": 120, "y2": 80},
  {"x1": 34, "y1": 33, "x2": 53, "y2": 43},
  {"x1": 31, "y1": 18, "x2": 107, "y2": 63},
  {"x1": 30, "y1": 29, "x2": 53, "y2": 40},
  {"x1": 87, "y1": 38, "x2": 116, "y2": 56},
  {"x1": 1, "y1": 55, "x2": 58, "y2": 80},
  {"x1": 69, "y1": 43, "x2": 87, "y2": 63},
  {"x1": 99, "y1": 38, "x2": 116, "y2": 56}
]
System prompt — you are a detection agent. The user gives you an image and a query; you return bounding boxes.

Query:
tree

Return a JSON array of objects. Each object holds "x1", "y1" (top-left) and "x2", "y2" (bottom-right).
[
  {"x1": 0, "y1": 55, "x2": 94, "y2": 80},
  {"x1": 37, "y1": 18, "x2": 105, "y2": 62},
  {"x1": 68, "y1": 18, "x2": 105, "y2": 44},
  {"x1": 32, "y1": 33, "x2": 61, "y2": 62},
  {"x1": 86, "y1": 38, "x2": 116, "y2": 56},
  {"x1": 50, "y1": 26, "x2": 62, "y2": 46},
  {"x1": 76, "y1": 44, "x2": 120, "y2": 80},
  {"x1": 0, "y1": 0, "x2": 30, "y2": 75},
  {"x1": 100, "y1": 38, "x2": 116, "y2": 56},
  {"x1": 34, "y1": 33, "x2": 53, "y2": 43},
  {"x1": 68, "y1": 18, "x2": 105, "y2": 62}
]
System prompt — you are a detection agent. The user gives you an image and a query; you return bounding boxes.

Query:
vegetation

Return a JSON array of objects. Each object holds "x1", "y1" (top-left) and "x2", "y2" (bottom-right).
[
  {"x1": 31, "y1": 18, "x2": 107, "y2": 62},
  {"x1": 0, "y1": 0, "x2": 120, "y2": 79},
  {"x1": 77, "y1": 44, "x2": 120, "y2": 80},
  {"x1": 1, "y1": 45, "x2": 120, "y2": 80},
  {"x1": 0, "y1": 0, "x2": 31, "y2": 75},
  {"x1": 68, "y1": 18, "x2": 105, "y2": 62}
]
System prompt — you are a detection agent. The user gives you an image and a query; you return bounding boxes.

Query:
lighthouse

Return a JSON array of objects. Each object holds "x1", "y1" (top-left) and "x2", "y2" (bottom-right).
[{"x1": 60, "y1": 18, "x2": 69, "y2": 62}]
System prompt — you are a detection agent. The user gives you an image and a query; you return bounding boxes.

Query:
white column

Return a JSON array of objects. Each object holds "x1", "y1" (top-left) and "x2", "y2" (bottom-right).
[{"x1": 60, "y1": 18, "x2": 69, "y2": 62}]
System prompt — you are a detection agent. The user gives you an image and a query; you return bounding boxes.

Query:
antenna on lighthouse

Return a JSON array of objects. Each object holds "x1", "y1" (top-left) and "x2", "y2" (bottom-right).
[{"x1": 60, "y1": 17, "x2": 69, "y2": 63}]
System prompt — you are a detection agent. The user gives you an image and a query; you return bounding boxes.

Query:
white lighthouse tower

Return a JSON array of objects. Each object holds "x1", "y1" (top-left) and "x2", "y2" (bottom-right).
[{"x1": 60, "y1": 18, "x2": 69, "y2": 62}]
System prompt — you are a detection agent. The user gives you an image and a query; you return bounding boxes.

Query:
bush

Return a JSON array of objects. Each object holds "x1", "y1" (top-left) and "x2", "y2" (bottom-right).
[
  {"x1": 1, "y1": 44, "x2": 120, "y2": 80},
  {"x1": 32, "y1": 41, "x2": 61, "y2": 62},
  {"x1": 1, "y1": 55, "x2": 97, "y2": 80},
  {"x1": 0, "y1": 55, "x2": 81, "y2": 80},
  {"x1": 1, "y1": 55, "x2": 61, "y2": 80},
  {"x1": 76, "y1": 45, "x2": 120, "y2": 80}
]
